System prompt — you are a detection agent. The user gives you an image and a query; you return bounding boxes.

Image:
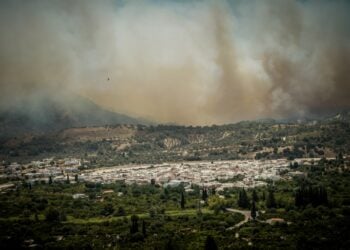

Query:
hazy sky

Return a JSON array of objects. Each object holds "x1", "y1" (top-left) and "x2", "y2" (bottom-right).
[{"x1": 0, "y1": 0, "x2": 350, "y2": 125}]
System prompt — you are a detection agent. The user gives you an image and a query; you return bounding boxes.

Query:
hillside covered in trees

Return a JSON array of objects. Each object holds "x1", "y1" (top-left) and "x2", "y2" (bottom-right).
[{"x1": 1, "y1": 113, "x2": 349, "y2": 166}]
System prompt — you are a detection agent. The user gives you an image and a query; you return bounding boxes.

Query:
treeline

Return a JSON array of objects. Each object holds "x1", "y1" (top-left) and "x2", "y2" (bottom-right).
[
  {"x1": 295, "y1": 185, "x2": 328, "y2": 208},
  {"x1": 237, "y1": 188, "x2": 276, "y2": 209}
]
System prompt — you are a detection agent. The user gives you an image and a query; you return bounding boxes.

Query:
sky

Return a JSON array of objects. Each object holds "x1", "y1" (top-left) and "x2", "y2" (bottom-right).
[{"x1": 0, "y1": 0, "x2": 350, "y2": 125}]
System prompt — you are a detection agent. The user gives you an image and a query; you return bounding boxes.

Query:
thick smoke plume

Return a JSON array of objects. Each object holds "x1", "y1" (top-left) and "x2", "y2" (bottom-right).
[{"x1": 0, "y1": 0, "x2": 349, "y2": 125}]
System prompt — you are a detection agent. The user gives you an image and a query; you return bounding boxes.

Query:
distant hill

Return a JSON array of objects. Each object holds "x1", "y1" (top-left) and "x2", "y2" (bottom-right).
[
  {"x1": 326, "y1": 111, "x2": 350, "y2": 122},
  {"x1": 0, "y1": 92, "x2": 147, "y2": 137},
  {"x1": 264, "y1": 110, "x2": 350, "y2": 124}
]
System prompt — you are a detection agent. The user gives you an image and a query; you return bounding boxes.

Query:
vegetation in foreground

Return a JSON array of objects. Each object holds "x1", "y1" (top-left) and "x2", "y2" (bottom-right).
[{"x1": 0, "y1": 157, "x2": 350, "y2": 249}]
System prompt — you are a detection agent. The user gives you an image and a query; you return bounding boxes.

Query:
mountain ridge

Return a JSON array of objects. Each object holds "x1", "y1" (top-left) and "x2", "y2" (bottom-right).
[{"x1": 0, "y1": 92, "x2": 148, "y2": 137}]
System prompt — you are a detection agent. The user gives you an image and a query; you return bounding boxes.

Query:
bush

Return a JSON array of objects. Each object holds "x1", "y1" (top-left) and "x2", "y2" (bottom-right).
[
  {"x1": 45, "y1": 207, "x2": 60, "y2": 222},
  {"x1": 116, "y1": 206, "x2": 126, "y2": 216}
]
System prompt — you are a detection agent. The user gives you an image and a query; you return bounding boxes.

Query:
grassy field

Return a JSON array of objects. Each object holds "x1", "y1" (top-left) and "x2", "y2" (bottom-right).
[{"x1": 64, "y1": 208, "x2": 213, "y2": 224}]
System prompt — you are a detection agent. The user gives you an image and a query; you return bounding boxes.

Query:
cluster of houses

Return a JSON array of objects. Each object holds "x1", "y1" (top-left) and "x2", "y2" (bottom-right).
[
  {"x1": 81, "y1": 159, "x2": 307, "y2": 190},
  {"x1": 0, "y1": 157, "x2": 325, "y2": 192},
  {"x1": 0, "y1": 158, "x2": 86, "y2": 186}
]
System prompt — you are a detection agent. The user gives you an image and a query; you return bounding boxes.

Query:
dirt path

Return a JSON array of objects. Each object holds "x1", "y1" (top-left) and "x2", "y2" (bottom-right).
[{"x1": 226, "y1": 208, "x2": 252, "y2": 229}]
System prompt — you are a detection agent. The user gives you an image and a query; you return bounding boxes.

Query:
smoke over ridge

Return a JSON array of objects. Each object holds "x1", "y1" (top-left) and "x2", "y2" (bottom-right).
[{"x1": 0, "y1": 0, "x2": 349, "y2": 125}]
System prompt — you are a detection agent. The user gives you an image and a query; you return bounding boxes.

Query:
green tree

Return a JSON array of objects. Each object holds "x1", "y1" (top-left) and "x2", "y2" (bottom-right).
[
  {"x1": 149, "y1": 207, "x2": 156, "y2": 218},
  {"x1": 266, "y1": 189, "x2": 276, "y2": 209},
  {"x1": 273, "y1": 147, "x2": 278, "y2": 154},
  {"x1": 251, "y1": 201, "x2": 257, "y2": 220},
  {"x1": 252, "y1": 189, "x2": 259, "y2": 202},
  {"x1": 165, "y1": 238, "x2": 176, "y2": 250},
  {"x1": 35, "y1": 213, "x2": 39, "y2": 222},
  {"x1": 101, "y1": 203, "x2": 114, "y2": 216},
  {"x1": 197, "y1": 200, "x2": 202, "y2": 215},
  {"x1": 295, "y1": 185, "x2": 328, "y2": 208},
  {"x1": 142, "y1": 220, "x2": 146, "y2": 237},
  {"x1": 163, "y1": 187, "x2": 169, "y2": 200},
  {"x1": 205, "y1": 235, "x2": 218, "y2": 250},
  {"x1": 202, "y1": 188, "x2": 208, "y2": 201},
  {"x1": 238, "y1": 189, "x2": 249, "y2": 208},
  {"x1": 337, "y1": 152, "x2": 344, "y2": 166},
  {"x1": 130, "y1": 215, "x2": 139, "y2": 234},
  {"x1": 180, "y1": 191, "x2": 186, "y2": 209},
  {"x1": 293, "y1": 162, "x2": 299, "y2": 169},
  {"x1": 116, "y1": 206, "x2": 126, "y2": 216},
  {"x1": 45, "y1": 207, "x2": 60, "y2": 222}
]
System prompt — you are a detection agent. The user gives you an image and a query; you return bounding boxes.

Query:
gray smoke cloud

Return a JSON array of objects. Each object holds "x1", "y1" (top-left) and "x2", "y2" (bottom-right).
[{"x1": 0, "y1": 0, "x2": 349, "y2": 125}]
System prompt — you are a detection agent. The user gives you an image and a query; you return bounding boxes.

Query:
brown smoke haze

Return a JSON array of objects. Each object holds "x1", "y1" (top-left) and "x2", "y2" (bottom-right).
[{"x1": 0, "y1": 0, "x2": 349, "y2": 125}]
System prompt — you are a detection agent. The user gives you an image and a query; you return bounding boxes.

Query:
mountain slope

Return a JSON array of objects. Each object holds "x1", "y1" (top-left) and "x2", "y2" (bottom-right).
[{"x1": 0, "y1": 92, "x2": 146, "y2": 137}]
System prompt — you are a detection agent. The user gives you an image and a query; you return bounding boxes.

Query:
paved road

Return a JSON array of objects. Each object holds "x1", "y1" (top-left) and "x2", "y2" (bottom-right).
[{"x1": 226, "y1": 208, "x2": 252, "y2": 229}]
